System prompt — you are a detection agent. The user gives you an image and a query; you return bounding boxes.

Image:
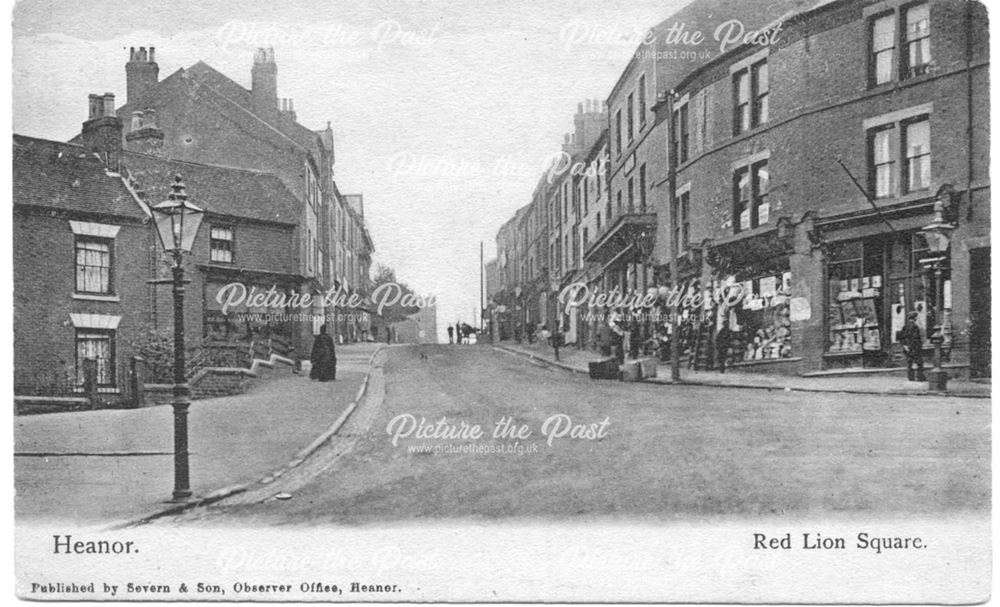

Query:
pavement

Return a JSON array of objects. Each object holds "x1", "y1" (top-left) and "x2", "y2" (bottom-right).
[
  {"x1": 495, "y1": 341, "x2": 991, "y2": 398},
  {"x1": 14, "y1": 342, "x2": 383, "y2": 525}
]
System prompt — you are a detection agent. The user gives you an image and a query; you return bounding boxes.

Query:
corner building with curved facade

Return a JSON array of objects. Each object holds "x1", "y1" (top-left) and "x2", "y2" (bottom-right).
[{"x1": 653, "y1": 0, "x2": 989, "y2": 377}]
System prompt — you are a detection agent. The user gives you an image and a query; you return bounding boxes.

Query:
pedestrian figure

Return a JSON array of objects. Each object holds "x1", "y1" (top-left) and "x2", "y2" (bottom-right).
[
  {"x1": 447, "y1": 325, "x2": 454, "y2": 344},
  {"x1": 715, "y1": 320, "x2": 732, "y2": 374},
  {"x1": 896, "y1": 311, "x2": 926, "y2": 381},
  {"x1": 526, "y1": 320, "x2": 536, "y2": 344},
  {"x1": 608, "y1": 313, "x2": 625, "y2": 364},
  {"x1": 385, "y1": 326, "x2": 393, "y2": 345},
  {"x1": 628, "y1": 317, "x2": 641, "y2": 360},
  {"x1": 309, "y1": 324, "x2": 337, "y2": 382},
  {"x1": 552, "y1": 326, "x2": 563, "y2": 361}
]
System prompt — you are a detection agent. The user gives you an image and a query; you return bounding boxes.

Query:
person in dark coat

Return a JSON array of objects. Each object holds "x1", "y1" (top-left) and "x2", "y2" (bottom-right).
[
  {"x1": 447, "y1": 325, "x2": 454, "y2": 344},
  {"x1": 309, "y1": 324, "x2": 337, "y2": 381},
  {"x1": 715, "y1": 320, "x2": 733, "y2": 374},
  {"x1": 896, "y1": 311, "x2": 925, "y2": 381}
]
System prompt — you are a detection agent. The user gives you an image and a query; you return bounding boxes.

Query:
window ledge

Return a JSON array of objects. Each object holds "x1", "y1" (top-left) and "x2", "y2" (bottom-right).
[
  {"x1": 72, "y1": 293, "x2": 120, "y2": 302},
  {"x1": 871, "y1": 188, "x2": 935, "y2": 207}
]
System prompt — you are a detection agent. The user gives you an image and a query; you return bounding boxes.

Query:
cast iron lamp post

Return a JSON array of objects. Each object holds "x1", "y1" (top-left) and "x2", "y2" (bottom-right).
[
  {"x1": 150, "y1": 175, "x2": 204, "y2": 501},
  {"x1": 919, "y1": 186, "x2": 955, "y2": 393}
]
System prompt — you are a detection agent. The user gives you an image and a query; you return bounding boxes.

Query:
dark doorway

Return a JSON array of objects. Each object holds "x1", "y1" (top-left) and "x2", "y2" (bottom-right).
[{"x1": 968, "y1": 247, "x2": 991, "y2": 378}]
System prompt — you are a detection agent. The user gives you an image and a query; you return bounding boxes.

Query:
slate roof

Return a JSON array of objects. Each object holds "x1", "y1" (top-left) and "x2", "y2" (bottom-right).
[
  {"x1": 12, "y1": 135, "x2": 147, "y2": 220},
  {"x1": 122, "y1": 152, "x2": 300, "y2": 226}
]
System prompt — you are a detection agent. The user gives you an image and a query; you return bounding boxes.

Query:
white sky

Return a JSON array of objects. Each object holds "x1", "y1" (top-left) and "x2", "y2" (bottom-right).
[{"x1": 12, "y1": 0, "x2": 691, "y2": 341}]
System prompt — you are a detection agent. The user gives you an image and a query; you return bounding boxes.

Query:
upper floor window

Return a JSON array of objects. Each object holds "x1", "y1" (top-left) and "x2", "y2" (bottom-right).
[
  {"x1": 733, "y1": 160, "x2": 769, "y2": 233},
  {"x1": 616, "y1": 190, "x2": 623, "y2": 215},
  {"x1": 733, "y1": 59, "x2": 768, "y2": 134},
  {"x1": 638, "y1": 75, "x2": 647, "y2": 130},
  {"x1": 639, "y1": 164, "x2": 647, "y2": 212},
  {"x1": 210, "y1": 226, "x2": 234, "y2": 263},
  {"x1": 627, "y1": 177, "x2": 635, "y2": 213},
  {"x1": 870, "y1": 125, "x2": 896, "y2": 198},
  {"x1": 672, "y1": 101, "x2": 690, "y2": 164},
  {"x1": 904, "y1": 4, "x2": 932, "y2": 78},
  {"x1": 615, "y1": 110, "x2": 623, "y2": 156},
  {"x1": 733, "y1": 71, "x2": 750, "y2": 134},
  {"x1": 904, "y1": 119, "x2": 931, "y2": 191},
  {"x1": 868, "y1": 115, "x2": 931, "y2": 198},
  {"x1": 75, "y1": 237, "x2": 113, "y2": 294},
  {"x1": 751, "y1": 61, "x2": 769, "y2": 127},
  {"x1": 869, "y1": 4, "x2": 932, "y2": 87},
  {"x1": 871, "y1": 13, "x2": 896, "y2": 85},
  {"x1": 597, "y1": 212, "x2": 602, "y2": 232},
  {"x1": 626, "y1": 92, "x2": 635, "y2": 143}
]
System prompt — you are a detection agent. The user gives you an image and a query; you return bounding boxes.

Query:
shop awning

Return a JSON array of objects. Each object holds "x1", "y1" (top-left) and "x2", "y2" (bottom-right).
[{"x1": 583, "y1": 212, "x2": 656, "y2": 264}]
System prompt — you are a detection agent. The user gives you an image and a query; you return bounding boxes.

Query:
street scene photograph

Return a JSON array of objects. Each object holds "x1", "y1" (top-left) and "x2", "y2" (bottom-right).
[{"x1": 10, "y1": 0, "x2": 992, "y2": 602}]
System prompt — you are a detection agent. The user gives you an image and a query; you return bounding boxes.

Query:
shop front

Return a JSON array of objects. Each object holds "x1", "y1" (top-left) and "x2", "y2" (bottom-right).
[
  {"x1": 823, "y1": 230, "x2": 949, "y2": 370},
  {"x1": 704, "y1": 221, "x2": 799, "y2": 372}
]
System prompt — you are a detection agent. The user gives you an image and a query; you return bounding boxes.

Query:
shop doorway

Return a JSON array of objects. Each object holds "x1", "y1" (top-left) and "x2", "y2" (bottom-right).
[{"x1": 969, "y1": 247, "x2": 990, "y2": 378}]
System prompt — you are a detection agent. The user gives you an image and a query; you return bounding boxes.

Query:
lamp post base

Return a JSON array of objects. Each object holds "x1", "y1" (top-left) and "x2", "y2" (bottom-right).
[
  {"x1": 927, "y1": 368, "x2": 948, "y2": 393},
  {"x1": 169, "y1": 491, "x2": 194, "y2": 503}
]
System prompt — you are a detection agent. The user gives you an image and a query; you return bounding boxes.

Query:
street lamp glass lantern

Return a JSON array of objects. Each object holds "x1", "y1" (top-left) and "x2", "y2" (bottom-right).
[
  {"x1": 920, "y1": 201, "x2": 955, "y2": 255},
  {"x1": 151, "y1": 174, "x2": 204, "y2": 254}
]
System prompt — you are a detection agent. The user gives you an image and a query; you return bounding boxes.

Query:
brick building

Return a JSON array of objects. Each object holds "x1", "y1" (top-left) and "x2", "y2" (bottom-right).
[
  {"x1": 14, "y1": 91, "x2": 311, "y2": 399},
  {"x1": 491, "y1": 0, "x2": 989, "y2": 379},
  {"x1": 653, "y1": 0, "x2": 989, "y2": 376},
  {"x1": 13, "y1": 133, "x2": 152, "y2": 397},
  {"x1": 98, "y1": 46, "x2": 375, "y2": 345}
]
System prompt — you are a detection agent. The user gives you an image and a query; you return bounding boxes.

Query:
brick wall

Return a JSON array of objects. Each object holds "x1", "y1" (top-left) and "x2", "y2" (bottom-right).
[{"x1": 13, "y1": 208, "x2": 153, "y2": 389}]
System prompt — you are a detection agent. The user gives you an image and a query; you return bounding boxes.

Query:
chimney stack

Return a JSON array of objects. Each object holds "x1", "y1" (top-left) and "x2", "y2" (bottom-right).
[
  {"x1": 280, "y1": 97, "x2": 297, "y2": 121},
  {"x1": 125, "y1": 107, "x2": 164, "y2": 156},
  {"x1": 252, "y1": 47, "x2": 278, "y2": 118},
  {"x1": 126, "y1": 46, "x2": 159, "y2": 104},
  {"x1": 80, "y1": 92, "x2": 123, "y2": 170}
]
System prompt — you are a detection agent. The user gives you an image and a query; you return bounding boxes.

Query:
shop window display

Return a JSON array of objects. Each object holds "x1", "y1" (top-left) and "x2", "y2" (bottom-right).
[
  {"x1": 824, "y1": 233, "x2": 949, "y2": 365},
  {"x1": 721, "y1": 272, "x2": 793, "y2": 363}
]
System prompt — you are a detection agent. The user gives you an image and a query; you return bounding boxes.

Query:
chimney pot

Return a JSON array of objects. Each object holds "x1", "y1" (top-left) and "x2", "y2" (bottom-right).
[
  {"x1": 102, "y1": 93, "x2": 116, "y2": 116},
  {"x1": 577, "y1": 102, "x2": 583, "y2": 114},
  {"x1": 149, "y1": 47, "x2": 155, "y2": 62},
  {"x1": 88, "y1": 94, "x2": 102, "y2": 119}
]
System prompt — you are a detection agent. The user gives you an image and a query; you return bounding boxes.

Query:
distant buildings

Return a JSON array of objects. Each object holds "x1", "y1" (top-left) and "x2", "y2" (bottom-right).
[{"x1": 490, "y1": 0, "x2": 990, "y2": 378}]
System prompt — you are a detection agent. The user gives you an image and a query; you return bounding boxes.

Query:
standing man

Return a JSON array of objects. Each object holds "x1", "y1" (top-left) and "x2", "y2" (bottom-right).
[
  {"x1": 447, "y1": 325, "x2": 454, "y2": 344},
  {"x1": 896, "y1": 311, "x2": 926, "y2": 381},
  {"x1": 715, "y1": 319, "x2": 732, "y2": 374},
  {"x1": 551, "y1": 325, "x2": 563, "y2": 361}
]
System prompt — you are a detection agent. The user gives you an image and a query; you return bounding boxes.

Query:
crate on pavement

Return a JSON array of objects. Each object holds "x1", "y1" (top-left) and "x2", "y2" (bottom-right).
[
  {"x1": 638, "y1": 357, "x2": 658, "y2": 378},
  {"x1": 621, "y1": 360, "x2": 642, "y2": 382},
  {"x1": 588, "y1": 357, "x2": 620, "y2": 380}
]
